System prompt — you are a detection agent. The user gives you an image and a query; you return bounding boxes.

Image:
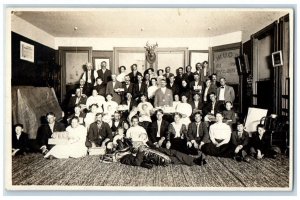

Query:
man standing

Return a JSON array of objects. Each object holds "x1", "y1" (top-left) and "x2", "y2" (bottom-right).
[
  {"x1": 81, "y1": 62, "x2": 98, "y2": 96},
  {"x1": 147, "y1": 109, "x2": 169, "y2": 148},
  {"x1": 217, "y1": 77, "x2": 235, "y2": 104},
  {"x1": 167, "y1": 74, "x2": 179, "y2": 96},
  {"x1": 128, "y1": 64, "x2": 142, "y2": 84},
  {"x1": 175, "y1": 67, "x2": 184, "y2": 85},
  {"x1": 163, "y1": 66, "x2": 174, "y2": 84},
  {"x1": 86, "y1": 113, "x2": 113, "y2": 148},
  {"x1": 36, "y1": 112, "x2": 65, "y2": 155},
  {"x1": 93, "y1": 77, "x2": 106, "y2": 97},
  {"x1": 67, "y1": 88, "x2": 87, "y2": 114},
  {"x1": 189, "y1": 72, "x2": 203, "y2": 96},
  {"x1": 154, "y1": 79, "x2": 173, "y2": 108},
  {"x1": 97, "y1": 61, "x2": 112, "y2": 86},
  {"x1": 186, "y1": 112, "x2": 210, "y2": 155},
  {"x1": 202, "y1": 78, "x2": 217, "y2": 104},
  {"x1": 133, "y1": 74, "x2": 148, "y2": 101}
]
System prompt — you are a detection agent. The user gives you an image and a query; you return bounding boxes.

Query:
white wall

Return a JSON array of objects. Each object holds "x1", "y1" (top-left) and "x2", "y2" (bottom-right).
[
  {"x1": 54, "y1": 32, "x2": 242, "y2": 50},
  {"x1": 11, "y1": 15, "x2": 55, "y2": 49}
]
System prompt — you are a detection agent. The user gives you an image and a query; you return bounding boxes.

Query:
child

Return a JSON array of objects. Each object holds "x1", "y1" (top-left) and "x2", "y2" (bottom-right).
[
  {"x1": 230, "y1": 122, "x2": 250, "y2": 162},
  {"x1": 222, "y1": 101, "x2": 236, "y2": 126},
  {"x1": 12, "y1": 124, "x2": 30, "y2": 156},
  {"x1": 250, "y1": 124, "x2": 278, "y2": 159}
]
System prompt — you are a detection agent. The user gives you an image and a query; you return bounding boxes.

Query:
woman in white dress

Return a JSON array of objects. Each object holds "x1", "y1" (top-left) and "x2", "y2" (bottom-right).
[
  {"x1": 85, "y1": 89, "x2": 105, "y2": 113},
  {"x1": 84, "y1": 104, "x2": 99, "y2": 130},
  {"x1": 137, "y1": 94, "x2": 154, "y2": 130},
  {"x1": 103, "y1": 94, "x2": 119, "y2": 117},
  {"x1": 175, "y1": 94, "x2": 192, "y2": 127},
  {"x1": 156, "y1": 69, "x2": 165, "y2": 87},
  {"x1": 147, "y1": 78, "x2": 158, "y2": 104},
  {"x1": 116, "y1": 66, "x2": 127, "y2": 83},
  {"x1": 44, "y1": 116, "x2": 87, "y2": 159}
]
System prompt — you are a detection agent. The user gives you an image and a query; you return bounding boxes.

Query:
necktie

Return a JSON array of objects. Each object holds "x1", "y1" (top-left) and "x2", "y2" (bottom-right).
[{"x1": 221, "y1": 86, "x2": 225, "y2": 89}]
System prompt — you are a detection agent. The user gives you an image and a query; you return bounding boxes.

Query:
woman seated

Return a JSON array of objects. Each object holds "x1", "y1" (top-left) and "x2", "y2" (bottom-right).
[
  {"x1": 175, "y1": 94, "x2": 192, "y2": 127},
  {"x1": 84, "y1": 104, "x2": 99, "y2": 130},
  {"x1": 201, "y1": 112, "x2": 232, "y2": 157},
  {"x1": 67, "y1": 105, "x2": 86, "y2": 125},
  {"x1": 44, "y1": 116, "x2": 87, "y2": 159},
  {"x1": 166, "y1": 113, "x2": 188, "y2": 154},
  {"x1": 137, "y1": 94, "x2": 154, "y2": 130},
  {"x1": 156, "y1": 69, "x2": 165, "y2": 87},
  {"x1": 103, "y1": 94, "x2": 119, "y2": 117},
  {"x1": 85, "y1": 89, "x2": 105, "y2": 113}
]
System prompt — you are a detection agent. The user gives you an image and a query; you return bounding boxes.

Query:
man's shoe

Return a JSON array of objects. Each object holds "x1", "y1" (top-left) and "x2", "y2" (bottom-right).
[
  {"x1": 234, "y1": 156, "x2": 242, "y2": 162},
  {"x1": 141, "y1": 162, "x2": 153, "y2": 169},
  {"x1": 243, "y1": 156, "x2": 251, "y2": 163}
]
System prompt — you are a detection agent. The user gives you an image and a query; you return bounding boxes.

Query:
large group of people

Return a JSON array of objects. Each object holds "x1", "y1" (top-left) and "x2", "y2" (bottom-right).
[{"x1": 12, "y1": 61, "x2": 279, "y2": 169}]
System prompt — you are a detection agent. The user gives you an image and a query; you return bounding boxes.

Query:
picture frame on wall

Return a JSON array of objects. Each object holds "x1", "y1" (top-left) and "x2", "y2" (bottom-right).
[
  {"x1": 20, "y1": 41, "x2": 34, "y2": 63},
  {"x1": 93, "y1": 57, "x2": 111, "y2": 70},
  {"x1": 272, "y1": 50, "x2": 283, "y2": 67}
]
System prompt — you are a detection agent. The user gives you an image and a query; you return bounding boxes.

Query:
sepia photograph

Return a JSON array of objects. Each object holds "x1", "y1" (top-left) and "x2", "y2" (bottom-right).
[{"x1": 5, "y1": 7, "x2": 293, "y2": 191}]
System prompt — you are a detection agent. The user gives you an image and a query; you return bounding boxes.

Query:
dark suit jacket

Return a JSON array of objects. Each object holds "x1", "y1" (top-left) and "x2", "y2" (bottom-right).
[
  {"x1": 36, "y1": 122, "x2": 66, "y2": 147},
  {"x1": 74, "y1": 84, "x2": 88, "y2": 96},
  {"x1": 106, "y1": 81, "x2": 123, "y2": 104},
  {"x1": 147, "y1": 120, "x2": 169, "y2": 144},
  {"x1": 217, "y1": 85, "x2": 235, "y2": 103},
  {"x1": 111, "y1": 119, "x2": 125, "y2": 133},
  {"x1": 250, "y1": 132, "x2": 272, "y2": 154},
  {"x1": 87, "y1": 122, "x2": 113, "y2": 146},
  {"x1": 133, "y1": 82, "x2": 148, "y2": 99},
  {"x1": 167, "y1": 123, "x2": 188, "y2": 141},
  {"x1": 128, "y1": 71, "x2": 142, "y2": 84},
  {"x1": 163, "y1": 73, "x2": 174, "y2": 84},
  {"x1": 183, "y1": 72, "x2": 194, "y2": 83},
  {"x1": 202, "y1": 101, "x2": 222, "y2": 116},
  {"x1": 12, "y1": 132, "x2": 30, "y2": 151},
  {"x1": 187, "y1": 122, "x2": 210, "y2": 143},
  {"x1": 67, "y1": 95, "x2": 87, "y2": 112},
  {"x1": 189, "y1": 100, "x2": 203, "y2": 112},
  {"x1": 189, "y1": 80, "x2": 204, "y2": 93},
  {"x1": 231, "y1": 130, "x2": 249, "y2": 147},
  {"x1": 175, "y1": 74, "x2": 184, "y2": 85},
  {"x1": 121, "y1": 99, "x2": 137, "y2": 111},
  {"x1": 154, "y1": 88, "x2": 173, "y2": 108},
  {"x1": 123, "y1": 82, "x2": 134, "y2": 95},
  {"x1": 97, "y1": 69, "x2": 112, "y2": 84},
  {"x1": 93, "y1": 83, "x2": 106, "y2": 97},
  {"x1": 167, "y1": 82, "x2": 180, "y2": 96}
]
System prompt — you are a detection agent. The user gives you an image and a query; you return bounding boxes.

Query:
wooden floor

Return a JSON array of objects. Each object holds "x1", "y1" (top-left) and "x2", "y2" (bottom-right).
[{"x1": 11, "y1": 153, "x2": 290, "y2": 188}]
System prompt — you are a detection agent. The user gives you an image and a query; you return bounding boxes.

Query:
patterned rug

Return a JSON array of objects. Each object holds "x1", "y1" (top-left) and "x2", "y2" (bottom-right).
[{"x1": 11, "y1": 153, "x2": 290, "y2": 188}]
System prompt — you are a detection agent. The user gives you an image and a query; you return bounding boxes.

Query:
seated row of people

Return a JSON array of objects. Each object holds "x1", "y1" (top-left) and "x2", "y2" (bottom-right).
[{"x1": 12, "y1": 110, "x2": 278, "y2": 166}]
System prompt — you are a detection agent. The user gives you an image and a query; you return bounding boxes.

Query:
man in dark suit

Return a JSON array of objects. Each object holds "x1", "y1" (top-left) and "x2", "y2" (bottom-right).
[
  {"x1": 128, "y1": 64, "x2": 142, "y2": 84},
  {"x1": 67, "y1": 88, "x2": 87, "y2": 114},
  {"x1": 163, "y1": 66, "x2": 174, "y2": 84},
  {"x1": 81, "y1": 62, "x2": 98, "y2": 96},
  {"x1": 175, "y1": 67, "x2": 184, "y2": 85},
  {"x1": 216, "y1": 77, "x2": 236, "y2": 104},
  {"x1": 111, "y1": 111, "x2": 125, "y2": 134},
  {"x1": 12, "y1": 124, "x2": 30, "y2": 156},
  {"x1": 183, "y1": 65, "x2": 194, "y2": 84},
  {"x1": 74, "y1": 78, "x2": 88, "y2": 96},
  {"x1": 189, "y1": 93, "x2": 203, "y2": 114},
  {"x1": 231, "y1": 121, "x2": 250, "y2": 162},
  {"x1": 36, "y1": 112, "x2": 65, "y2": 154},
  {"x1": 211, "y1": 73, "x2": 220, "y2": 87},
  {"x1": 202, "y1": 92, "x2": 222, "y2": 117},
  {"x1": 154, "y1": 79, "x2": 173, "y2": 108},
  {"x1": 187, "y1": 112, "x2": 210, "y2": 155},
  {"x1": 122, "y1": 75, "x2": 134, "y2": 101},
  {"x1": 202, "y1": 78, "x2": 217, "y2": 103},
  {"x1": 97, "y1": 61, "x2": 112, "y2": 85},
  {"x1": 93, "y1": 77, "x2": 107, "y2": 97},
  {"x1": 133, "y1": 74, "x2": 148, "y2": 101},
  {"x1": 147, "y1": 109, "x2": 169, "y2": 148},
  {"x1": 167, "y1": 74, "x2": 180, "y2": 96},
  {"x1": 106, "y1": 74, "x2": 123, "y2": 104},
  {"x1": 86, "y1": 113, "x2": 113, "y2": 148},
  {"x1": 189, "y1": 72, "x2": 203, "y2": 96}
]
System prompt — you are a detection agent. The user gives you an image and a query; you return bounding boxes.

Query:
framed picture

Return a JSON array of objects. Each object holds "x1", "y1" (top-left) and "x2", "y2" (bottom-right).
[
  {"x1": 93, "y1": 57, "x2": 111, "y2": 71},
  {"x1": 20, "y1": 41, "x2": 34, "y2": 63},
  {"x1": 272, "y1": 50, "x2": 283, "y2": 67}
]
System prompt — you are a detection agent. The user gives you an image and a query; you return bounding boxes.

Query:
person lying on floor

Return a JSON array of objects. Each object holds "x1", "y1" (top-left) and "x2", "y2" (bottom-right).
[
  {"x1": 249, "y1": 124, "x2": 278, "y2": 159},
  {"x1": 35, "y1": 112, "x2": 65, "y2": 155},
  {"x1": 86, "y1": 113, "x2": 113, "y2": 151},
  {"x1": 44, "y1": 116, "x2": 87, "y2": 159},
  {"x1": 230, "y1": 121, "x2": 250, "y2": 163},
  {"x1": 110, "y1": 145, "x2": 207, "y2": 169},
  {"x1": 201, "y1": 112, "x2": 232, "y2": 157},
  {"x1": 12, "y1": 123, "x2": 30, "y2": 156}
]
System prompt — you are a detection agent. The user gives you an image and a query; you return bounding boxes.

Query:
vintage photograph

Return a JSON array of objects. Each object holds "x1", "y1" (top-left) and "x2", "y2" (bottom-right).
[{"x1": 6, "y1": 7, "x2": 293, "y2": 191}]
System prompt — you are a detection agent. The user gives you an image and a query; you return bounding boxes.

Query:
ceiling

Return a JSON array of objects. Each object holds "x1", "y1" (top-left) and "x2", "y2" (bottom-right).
[{"x1": 13, "y1": 8, "x2": 289, "y2": 38}]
